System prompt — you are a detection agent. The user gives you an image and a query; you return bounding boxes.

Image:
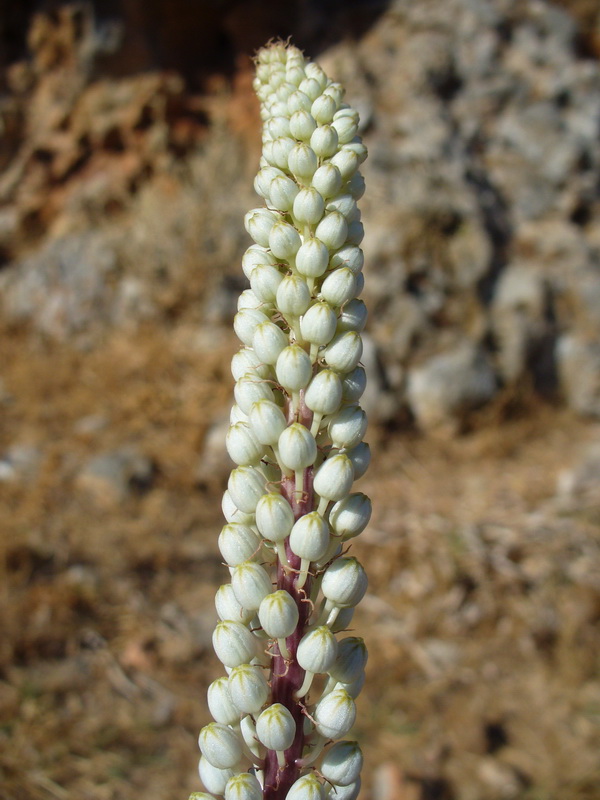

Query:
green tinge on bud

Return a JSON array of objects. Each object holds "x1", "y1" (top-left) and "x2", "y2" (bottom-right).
[
  {"x1": 226, "y1": 422, "x2": 266, "y2": 466},
  {"x1": 207, "y1": 677, "x2": 239, "y2": 726},
  {"x1": 276, "y1": 275, "x2": 311, "y2": 316},
  {"x1": 224, "y1": 773, "x2": 263, "y2": 800},
  {"x1": 328, "y1": 405, "x2": 368, "y2": 449},
  {"x1": 315, "y1": 211, "x2": 349, "y2": 251},
  {"x1": 250, "y1": 264, "x2": 284, "y2": 304},
  {"x1": 248, "y1": 399, "x2": 287, "y2": 445},
  {"x1": 288, "y1": 142, "x2": 318, "y2": 181},
  {"x1": 227, "y1": 465, "x2": 266, "y2": 514},
  {"x1": 255, "y1": 491, "x2": 295, "y2": 542},
  {"x1": 212, "y1": 620, "x2": 257, "y2": 668},
  {"x1": 305, "y1": 369, "x2": 343, "y2": 415},
  {"x1": 310, "y1": 124, "x2": 339, "y2": 157},
  {"x1": 287, "y1": 774, "x2": 326, "y2": 800},
  {"x1": 228, "y1": 664, "x2": 270, "y2": 714},
  {"x1": 314, "y1": 453, "x2": 355, "y2": 502},
  {"x1": 269, "y1": 174, "x2": 300, "y2": 211},
  {"x1": 289, "y1": 512, "x2": 331, "y2": 562},
  {"x1": 244, "y1": 208, "x2": 277, "y2": 247},
  {"x1": 269, "y1": 219, "x2": 302, "y2": 260},
  {"x1": 252, "y1": 321, "x2": 288, "y2": 365},
  {"x1": 298, "y1": 77, "x2": 322, "y2": 101},
  {"x1": 312, "y1": 163, "x2": 343, "y2": 198},
  {"x1": 332, "y1": 114, "x2": 359, "y2": 144},
  {"x1": 293, "y1": 187, "x2": 325, "y2": 225},
  {"x1": 323, "y1": 331, "x2": 363, "y2": 373},
  {"x1": 313, "y1": 688, "x2": 356, "y2": 739},
  {"x1": 311, "y1": 94, "x2": 337, "y2": 124},
  {"x1": 234, "y1": 374, "x2": 274, "y2": 415},
  {"x1": 275, "y1": 345, "x2": 313, "y2": 392},
  {"x1": 300, "y1": 301, "x2": 338, "y2": 346},
  {"x1": 321, "y1": 557, "x2": 368, "y2": 608},
  {"x1": 255, "y1": 703, "x2": 296, "y2": 752},
  {"x1": 329, "y1": 493, "x2": 372, "y2": 540},
  {"x1": 258, "y1": 589, "x2": 300, "y2": 639},
  {"x1": 198, "y1": 722, "x2": 242, "y2": 769},
  {"x1": 295, "y1": 237, "x2": 330, "y2": 278},
  {"x1": 320, "y1": 267, "x2": 357, "y2": 307},
  {"x1": 231, "y1": 561, "x2": 273, "y2": 611},
  {"x1": 320, "y1": 741, "x2": 363, "y2": 786},
  {"x1": 278, "y1": 422, "x2": 318, "y2": 471},
  {"x1": 290, "y1": 110, "x2": 317, "y2": 141}
]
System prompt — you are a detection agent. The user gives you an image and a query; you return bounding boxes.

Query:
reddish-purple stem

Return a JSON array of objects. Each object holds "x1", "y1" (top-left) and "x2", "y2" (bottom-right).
[{"x1": 263, "y1": 394, "x2": 314, "y2": 800}]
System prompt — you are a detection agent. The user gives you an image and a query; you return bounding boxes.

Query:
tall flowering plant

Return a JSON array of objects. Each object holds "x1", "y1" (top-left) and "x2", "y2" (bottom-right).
[{"x1": 193, "y1": 41, "x2": 371, "y2": 800}]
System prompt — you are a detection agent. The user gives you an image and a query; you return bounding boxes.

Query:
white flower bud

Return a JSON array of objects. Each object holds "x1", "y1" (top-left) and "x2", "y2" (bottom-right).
[
  {"x1": 225, "y1": 422, "x2": 265, "y2": 466},
  {"x1": 333, "y1": 106, "x2": 359, "y2": 123},
  {"x1": 305, "y1": 369, "x2": 343, "y2": 415},
  {"x1": 354, "y1": 271, "x2": 365, "y2": 297},
  {"x1": 300, "y1": 301, "x2": 337, "y2": 345},
  {"x1": 313, "y1": 688, "x2": 356, "y2": 739},
  {"x1": 345, "y1": 441, "x2": 370, "y2": 481},
  {"x1": 269, "y1": 174, "x2": 300, "y2": 211},
  {"x1": 321, "y1": 557, "x2": 368, "y2": 608},
  {"x1": 252, "y1": 321, "x2": 288, "y2": 365},
  {"x1": 286, "y1": 65, "x2": 306, "y2": 87},
  {"x1": 228, "y1": 664, "x2": 270, "y2": 714},
  {"x1": 293, "y1": 187, "x2": 325, "y2": 225},
  {"x1": 329, "y1": 493, "x2": 371, "y2": 540},
  {"x1": 330, "y1": 244, "x2": 364, "y2": 274},
  {"x1": 234, "y1": 374, "x2": 274, "y2": 415},
  {"x1": 289, "y1": 110, "x2": 317, "y2": 141},
  {"x1": 320, "y1": 268, "x2": 357, "y2": 307},
  {"x1": 231, "y1": 348, "x2": 271, "y2": 381},
  {"x1": 221, "y1": 490, "x2": 255, "y2": 525},
  {"x1": 225, "y1": 773, "x2": 263, "y2": 800},
  {"x1": 213, "y1": 620, "x2": 257, "y2": 668},
  {"x1": 276, "y1": 345, "x2": 313, "y2": 391},
  {"x1": 198, "y1": 756, "x2": 236, "y2": 796},
  {"x1": 255, "y1": 492, "x2": 295, "y2": 543},
  {"x1": 295, "y1": 237, "x2": 330, "y2": 278},
  {"x1": 269, "y1": 220, "x2": 302, "y2": 260},
  {"x1": 288, "y1": 143, "x2": 318, "y2": 181},
  {"x1": 326, "y1": 194, "x2": 359, "y2": 222},
  {"x1": 287, "y1": 774, "x2": 325, "y2": 800},
  {"x1": 323, "y1": 82, "x2": 344, "y2": 106},
  {"x1": 315, "y1": 212, "x2": 348, "y2": 251},
  {"x1": 258, "y1": 589, "x2": 299, "y2": 638},
  {"x1": 198, "y1": 722, "x2": 242, "y2": 769},
  {"x1": 298, "y1": 78, "x2": 322, "y2": 101},
  {"x1": 215, "y1": 583, "x2": 253, "y2": 624},
  {"x1": 328, "y1": 637, "x2": 368, "y2": 685},
  {"x1": 313, "y1": 454, "x2": 354, "y2": 501},
  {"x1": 207, "y1": 677, "x2": 239, "y2": 726},
  {"x1": 240, "y1": 714, "x2": 264, "y2": 758},
  {"x1": 346, "y1": 172, "x2": 365, "y2": 200},
  {"x1": 250, "y1": 264, "x2": 284, "y2": 304},
  {"x1": 230, "y1": 404, "x2": 248, "y2": 424},
  {"x1": 304, "y1": 62, "x2": 327, "y2": 90},
  {"x1": 328, "y1": 405, "x2": 367, "y2": 449},
  {"x1": 267, "y1": 116, "x2": 291, "y2": 139},
  {"x1": 278, "y1": 423, "x2": 317, "y2": 471},
  {"x1": 233, "y1": 308, "x2": 269, "y2": 346},
  {"x1": 312, "y1": 163, "x2": 343, "y2": 198},
  {"x1": 237, "y1": 289, "x2": 265, "y2": 312},
  {"x1": 341, "y1": 366, "x2": 367, "y2": 403},
  {"x1": 227, "y1": 465, "x2": 266, "y2": 513},
  {"x1": 343, "y1": 141, "x2": 368, "y2": 164},
  {"x1": 255, "y1": 703, "x2": 296, "y2": 751},
  {"x1": 254, "y1": 166, "x2": 284, "y2": 199},
  {"x1": 335, "y1": 672, "x2": 365, "y2": 700},
  {"x1": 242, "y1": 245, "x2": 278, "y2": 280},
  {"x1": 329, "y1": 149, "x2": 359, "y2": 181},
  {"x1": 331, "y1": 114, "x2": 359, "y2": 144},
  {"x1": 289, "y1": 512, "x2": 330, "y2": 562},
  {"x1": 310, "y1": 124, "x2": 339, "y2": 158},
  {"x1": 244, "y1": 208, "x2": 278, "y2": 247},
  {"x1": 231, "y1": 561, "x2": 273, "y2": 610},
  {"x1": 331, "y1": 606, "x2": 355, "y2": 633},
  {"x1": 267, "y1": 137, "x2": 296, "y2": 170},
  {"x1": 288, "y1": 90, "x2": 312, "y2": 113},
  {"x1": 248, "y1": 400, "x2": 287, "y2": 445},
  {"x1": 337, "y1": 298, "x2": 368, "y2": 332},
  {"x1": 346, "y1": 220, "x2": 364, "y2": 245},
  {"x1": 311, "y1": 94, "x2": 337, "y2": 124},
  {"x1": 276, "y1": 275, "x2": 311, "y2": 316},
  {"x1": 323, "y1": 331, "x2": 363, "y2": 372},
  {"x1": 321, "y1": 741, "x2": 363, "y2": 786},
  {"x1": 325, "y1": 780, "x2": 361, "y2": 800}
]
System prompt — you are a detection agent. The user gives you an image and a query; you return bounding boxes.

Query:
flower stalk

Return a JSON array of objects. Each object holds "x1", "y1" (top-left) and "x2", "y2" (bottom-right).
[{"x1": 194, "y1": 40, "x2": 370, "y2": 800}]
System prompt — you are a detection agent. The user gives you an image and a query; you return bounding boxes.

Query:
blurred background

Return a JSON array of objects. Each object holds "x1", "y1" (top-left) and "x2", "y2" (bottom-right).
[{"x1": 1, "y1": 1, "x2": 599, "y2": 798}]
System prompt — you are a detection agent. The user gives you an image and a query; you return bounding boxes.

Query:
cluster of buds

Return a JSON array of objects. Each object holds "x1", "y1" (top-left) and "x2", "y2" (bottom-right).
[{"x1": 194, "y1": 41, "x2": 370, "y2": 800}]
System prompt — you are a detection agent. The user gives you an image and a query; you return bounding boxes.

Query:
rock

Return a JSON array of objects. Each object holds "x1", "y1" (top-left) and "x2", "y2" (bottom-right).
[
  {"x1": 556, "y1": 335, "x2": 600, "y2": 417},
  {"x1": 76, "y1": 447, "x2": 155, "y2": 504},
  {"x1": 407, "y1": 342, "x2": 497, "y2": 432}
]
